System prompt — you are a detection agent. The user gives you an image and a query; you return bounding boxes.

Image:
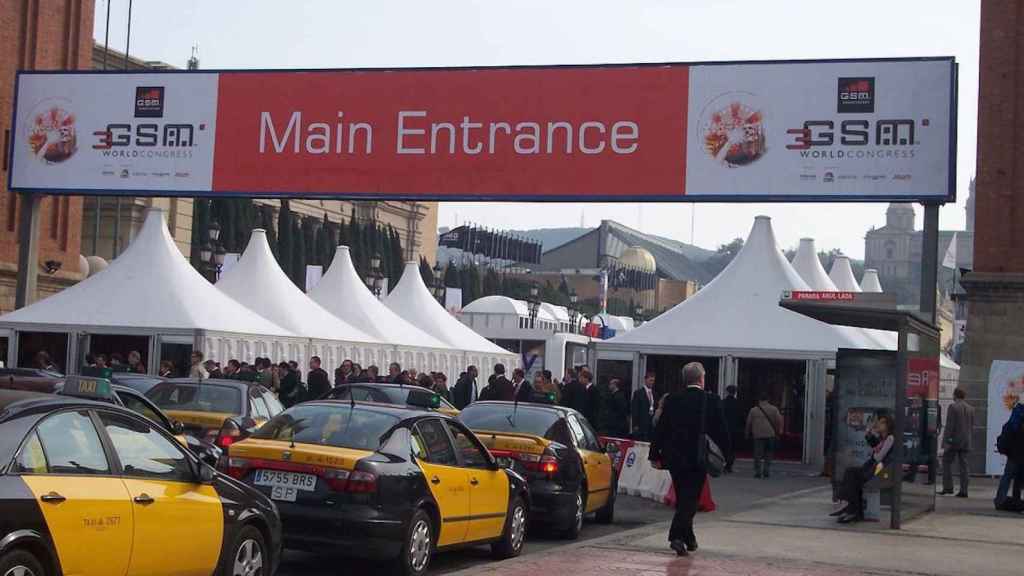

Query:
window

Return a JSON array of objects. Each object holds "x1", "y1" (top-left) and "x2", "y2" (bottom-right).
[
  {"x1": 32, "y1": 411, "x2": 110, "y2": 475},
  {"x1": 99, "y1": 412, "x2": 193, "y2": 482},
  {"x1": 445, "y1": 421, "x2": 491, "y2": 469},
  {"x1": 250, "y1": 395, "x2": 270, "y2": 420},
  {"x1": 576, "y1": 416, "x2": 602, "y2": 452},
  {"x1": 14, "y1": 432, "x2": 48, "y2": 474},
  {"x1": 252, "y1": 405, "x2": 399, "y2": 451},
  {"x1": 566, "y1": 414, "x2": 586, "y2": 448},
  {"x1": 262, "y1": 389, "x2": 285, "y2": 416},
  {"x1": 147, "y1": 382, "x2": 242, "y2": 415},
  {"x1": 414, "y1": 419, "x2": 458, "y2": 466},
  {"x1": 118, "y1": 391, "x2": 167, "y2": 429}
]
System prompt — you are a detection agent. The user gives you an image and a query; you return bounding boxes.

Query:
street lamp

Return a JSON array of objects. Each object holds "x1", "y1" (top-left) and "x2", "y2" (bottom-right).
[
  {"x1": 431, "y1": 262, "x2": 446, "y2": 305},
  {"x1": 527, "y1": 283, "x2": 541, "y2": 329},
  {"x1": 634, "y1": 305, "x2": 645, "y2": 324},
  {"x1": 365, "y1": 252, "x2": 384, "y2": 298},
  {"x1": 567, "y1": 290, "x2": 580, "y2": 333}
]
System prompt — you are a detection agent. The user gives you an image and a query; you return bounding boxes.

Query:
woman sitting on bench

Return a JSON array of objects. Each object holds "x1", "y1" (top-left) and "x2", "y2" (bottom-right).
[{"x1": 831, "y1": 414, "x2": 894, "y2": 524}]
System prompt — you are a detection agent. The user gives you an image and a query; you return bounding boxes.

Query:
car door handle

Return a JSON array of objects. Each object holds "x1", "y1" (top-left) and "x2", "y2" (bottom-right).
[
  {"x1": 431, "y1": 475, "x2": 441, "y2": 485},
  {"x1": 133, "y1": 493, "x2": 155, "y2": 505},
  {"x1": 40, "y1": 491, "x2": 65, "y2": 504},
  {"x1": 469, "y1": 478, "x2": 479, "y2": 486}
]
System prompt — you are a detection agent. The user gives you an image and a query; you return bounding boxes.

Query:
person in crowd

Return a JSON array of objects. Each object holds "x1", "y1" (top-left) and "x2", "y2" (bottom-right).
[
  {"x1": 288, "y1": 360, "x2": 301, "y2": 382},
  {"x1": 365, "y1": 365, "x2": 380, "y2": 383},
  {"x1": 94, "y1": 354, "x2": 108, "y2": 369},
  {"x1": 632, "y1": 372, "x2": 657, "y2": 441},
  {"x1": 414, "y1": 372, "x2": 435, "y2": 394},
  {"x1": 453, "y1": 366, "x2": 480, "y2": 409},
  {"x1": 649, "y1": 362, "x2": 728, "y2": 556},
  {"x1": 236, "y1": 362, "x2": 257, "y2": 382},
  {"x1": 831, "y1": 415, "x2": 894, "y2": 524},
  {"x1": 351, "y1": 363, "x2": 365, "y2": 382},
  {"x1": 482, "y1": 364, "x2": 514, "y2": 401},
  {"x1": 159, "y1": 360, "x2": 175, "y2": 378},
  {"x1": 532, "y1": 370, "x2": 560, "y2": 404},
  {"x1": 204, "y1": 360, "x2": 223, "y2": 379},
  {"x1": 307, "y1": 356, "x2": 331, "y2": 400},
  {"x1": 746, "y1": 392, "x2": 783, "y2": 479},
  {"x1": 335, "y1": 359, "x2": 354, "y2": 386},
  {"x1": 995, "y1": 398, "x2": 1024, "y2": 511},
  {"x1": 278, "y1": 361, "x2": 304, "y2": 408},
  {"x1": 562, "y1": 368, "x2": 600, "y2": 425},
  {"x1": 431, "y1": 372, "x2": 452, "y2": 403},
  {"x1": 33, "y1": 351, "x2": 59, "y2": 373},
  {"x1": 223, "y1": 359, "x2": 240, "y2": 379},
  {"x1": 605, "y1": 377, "x2": 631, "y2": 438},
  {"x1": 940, "y1": 388, "x2": 975, "y2": 497},
  {"x1": 109, "y1": 353, "x2": 126, "y2": 372},
  {"x1": 189, "y1": 351, "x2": 209, "y2": 379},
  {"x1": 128, "y1": 351, "x2": 146, "y2": 374},
  {"x1": 408, "y1": 368, "x2": 419, "y2": 382},
  {"x1": 511, "y1": 368, "x2": 533, "y2": 402},
  {"x1": 386, "y1": 363, "x2": 403, "y2": 384},
  {"x1": 84, "y1": 354, "x2": 96, "y2": 368},
  {"x1": 721, "y1": 385, "x2": 741, "y2": 474}
]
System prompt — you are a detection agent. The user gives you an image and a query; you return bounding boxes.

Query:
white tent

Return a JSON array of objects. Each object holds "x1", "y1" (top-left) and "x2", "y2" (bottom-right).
[
  {"x1": 308, "y1": 246, "x2": 448, "y2": 350},
  {"x1": 0, "y1": 209, "x2": 301, "y2": 371},
  {"x1": 829, "y1": 256, "x2": 863, "y2": 292},
  {"x1": 591, "y1": 313, "x2": 635, "y2": 333},
  {"x1": 600, "y1": 216, "x2": 881, "y2": 357},
  {"x1": 861, "y1": 269, "x2": 884, "y2": 293},
  {"x1": 791, "y1": 238, "x2": 838, "y2": 291},
  {"x1": 385, "y1": 263, "x2": 516, "y2": 369},
  {"x1": 217, "y1": 230, "x2": 383, "y2": 369}
]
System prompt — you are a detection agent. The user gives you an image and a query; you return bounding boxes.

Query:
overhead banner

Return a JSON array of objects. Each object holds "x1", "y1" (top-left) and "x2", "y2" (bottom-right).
[{"x1": 8, "y1": 58, "x2": 956, "y2": 202}]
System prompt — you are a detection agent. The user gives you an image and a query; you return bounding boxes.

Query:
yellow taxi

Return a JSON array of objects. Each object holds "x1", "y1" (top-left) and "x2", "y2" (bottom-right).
[
  {"x1": 322, "y1": 382, "x2": 461, "y2": 416},
  {"x1": 0, "y1": 389, "x2": 282, "y2": 576},
  {"x1": 224, "y1": 399, "x2": 530, "y2": 575},
  {"x1": 457, "y1": 401, "x2": 617, "y2": 539}
]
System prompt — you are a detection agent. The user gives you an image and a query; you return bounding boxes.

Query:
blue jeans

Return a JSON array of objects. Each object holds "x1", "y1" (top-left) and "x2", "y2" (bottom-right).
[{"x1": 994, "y1": 458, "x2": 1021, "y2": 506}]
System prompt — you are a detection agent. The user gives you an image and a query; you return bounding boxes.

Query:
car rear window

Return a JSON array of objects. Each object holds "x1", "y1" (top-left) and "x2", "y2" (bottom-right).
[
  {"x1": 458, "y1": 404, "x2": 562, "y2": 438},
  {"x1": 253, "y1": 404, "x2": 401, "y2": 451},
  {"x1": 146, "y1": 382, "x2": 242, "y2": 415}
]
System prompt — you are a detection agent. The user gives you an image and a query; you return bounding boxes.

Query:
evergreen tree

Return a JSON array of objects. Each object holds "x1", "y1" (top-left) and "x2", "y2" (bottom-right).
[
  {"x1": 337, "y1": 215, "x2": 349, "y2": 249},
  {"x1": 277, "y1": 200, "x2": 293, "y2": 274},
  {"x1": 301, "y1": 216, "x2": 316, "y2": 271},
  {"x1": 260, "y1": 205, "x2": 278, "y2": 260},
  {"x1": 349, "y1": 217, "x2": 364, "y2": 276},
  {"x1": 482, "y1": 267, "x2": 501, "y2": 296},
  {"x1": 419, "y1": 257, "x2": 434, "y2": 287},
  {"x1": 190, "y1": 198, "x2": 211, "y2": 271},
  {"x1": 292, "y1": 218, "x2": 306, "y2": 289},
  {"x1": 388, "y1": 225, "x2": 404, "y2": 286},
  {"x1": 444, "y1": 262, "x2": 459, "y2": 287}
]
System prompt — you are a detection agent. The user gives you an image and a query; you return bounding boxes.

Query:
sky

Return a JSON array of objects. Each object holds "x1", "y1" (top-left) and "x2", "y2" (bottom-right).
[{"x1": 92, "y1": 0, "x2": 980, "y2": 258}]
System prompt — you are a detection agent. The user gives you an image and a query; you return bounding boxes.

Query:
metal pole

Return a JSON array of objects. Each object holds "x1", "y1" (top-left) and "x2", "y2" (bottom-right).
[
  {"x1": 14, "y1": 194, "x2": 41, "y2": 308},
  {"x1": 124, "y1": 0, "x2": 133, "y2": 69},
  {"x1": 102, "y1": 0, "x2": 111, "y2": 70},
  {"x1": 919, "y1": 204, "x2": 940, "y2": 324},
  {"x1": 95, "y1": 0, "x2": 112, "y2": 255}
]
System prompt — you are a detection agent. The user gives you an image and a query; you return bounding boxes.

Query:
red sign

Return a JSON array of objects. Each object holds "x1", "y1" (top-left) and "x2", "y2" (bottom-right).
[
  {"x1": 787, "y1": 291, "x2": 858, "y2": 301},
  {"x1": 907, "y1": 356, "x2": 939, "y2": 400}
]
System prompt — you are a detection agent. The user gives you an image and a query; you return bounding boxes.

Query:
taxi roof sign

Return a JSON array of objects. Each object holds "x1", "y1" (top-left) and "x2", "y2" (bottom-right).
[{"x1": 61, "y1": 375, "x2": 115, "y2": 402}]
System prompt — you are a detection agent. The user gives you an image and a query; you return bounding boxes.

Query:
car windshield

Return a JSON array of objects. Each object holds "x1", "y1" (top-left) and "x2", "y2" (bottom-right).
[
  {"x1": 146, "y1": 382, "x2": 242, "y2": 414},
  {"x1": 252, "y1": 404, "x2": 401, "y2": 451},
  {"x1": 458, "y1": 404, "x2": 563, "y2": 438}
]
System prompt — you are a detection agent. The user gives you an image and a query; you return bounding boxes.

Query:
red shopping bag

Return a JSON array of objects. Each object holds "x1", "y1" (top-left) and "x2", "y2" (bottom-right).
[{"x1": 698, "y1": 475, "x2": 716, "y2": 512}]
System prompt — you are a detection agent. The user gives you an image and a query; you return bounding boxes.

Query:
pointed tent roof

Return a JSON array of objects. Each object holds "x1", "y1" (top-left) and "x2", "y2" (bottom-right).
[
  {"x1": 385, "y1": 263, "x2": 511, "y2": 354},
  {"x1": 829, "y1": 256, "x2": 862, "y2": 292},
  {"x1": 217, "y1": 230, "x2": 378, "y2": 343},
  {"x1": 791, "y1": 238, "x2": 837, "y2": 291},
  {"x1": 602, "y1": 216, "x2": 879, "y2": 355},
  {"x1": 308, "y1": 246, "x2": 447, "y2": 348},
  {"x1": 861, "y1": 269, "x2": 884, "y2": 293},
  {"x1": 0, "y1": 209, "x2": 292, "y2": 336}
]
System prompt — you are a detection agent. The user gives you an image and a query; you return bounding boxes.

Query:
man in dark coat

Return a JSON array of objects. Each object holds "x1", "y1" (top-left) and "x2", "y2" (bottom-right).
[
  {"x1": 452, "y1": 365, "x2": 480, "y2": 409},
  {"x1": 649, "y1": 362, "x2": 728, "y2": 557},
  {"x1": 511, "y1": 368, "x2": 534, "y2": 403},
  {"x1": 721, "y1": 385, "x2": 741, "y2": 473},
  {"x1": 562, "y1": 368, "x2": 599, "y2": 426},
  {"x1": 604, "y1": 378, "x2": 631, "y2": 438},
  {"x1": 631, "y1": 372, "x2": 657, "y2": 441},
  {"x1": 482, "y1": 364, "x2": 514, "y2": 401},
  {"x1": 307, "y1": 356, "x2": 331, "y2": 400},
  {"x1": 334, "y1": 359, "x2": 354, "y2": 387}
]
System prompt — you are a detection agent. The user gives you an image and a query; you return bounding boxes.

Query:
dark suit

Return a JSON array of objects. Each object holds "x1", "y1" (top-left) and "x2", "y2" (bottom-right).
[
  {"x1": 605, "y1": 387, "x2": 630, "y2": 437},
  {"x1": 482, "y1": 375, "x2": 513, "y2": 401},
  {"x1": 650, "y1": 387, "x2": 728, "y2": 545},
  {"x1": 452, "y1": 374, "x2": 478, "y2": 409},
  {"x1": 561, "y1": 380, "x2": 597, "y2": 424},
  {"x1": 307, "y1": 368, "x2": 331, "y2": 400},
  {"x1": 512, "y1": 380, "x2": 534, "y2": 403},
  {"x1": 631, "y1": 387, "x2": 655, "y2": 441},
  {"x1": 721, "y1": 395, "x2": 740, "y2": 469}
]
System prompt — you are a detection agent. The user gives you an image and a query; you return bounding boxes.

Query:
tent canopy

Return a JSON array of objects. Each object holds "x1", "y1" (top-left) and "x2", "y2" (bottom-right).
[
  {"x1": 463, "y1": 295, "x2": 558, "y2": 324},
  {"x1": 386, "y1": 263, "x2": 511, "y2": 355},
  {"x1": 601, "y1": 216, "x2": 882, "y2": 357},
  {"x1": 217, "y1": 230, "x2": 378, "y2": 343},
  {"x1": 0, "y1": 209, "x2": 291, "y2": 336},
  {"x1": 861, "y1": 269, "x2": 884, "y2": 293},
  {"x1": 308, "y1": 246, "x2": 447, "y2": 348},
  {"x1": 829, "y1": 256, "x2": 863, "y2": 292},
  {"x1": 791, "y1": 238, "x2": 837, "y2": 291}
]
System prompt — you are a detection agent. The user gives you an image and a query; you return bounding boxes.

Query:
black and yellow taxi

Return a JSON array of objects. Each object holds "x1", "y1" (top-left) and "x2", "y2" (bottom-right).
[
  {"x1": 322, "y1": 383, "x2": 461, "y2": 416},
  {"x1": 224, "y1": 399, "x2": 530, "y2": 576},
  {"x1": 457, "y1": 401, "x2": 617, "y2": 539},
  {"x1": 146, "y1": 378, "x2": 283, "y2": 449},
  {"x1": 0, "y1": 388, "x2": 282, "y2": 576}
]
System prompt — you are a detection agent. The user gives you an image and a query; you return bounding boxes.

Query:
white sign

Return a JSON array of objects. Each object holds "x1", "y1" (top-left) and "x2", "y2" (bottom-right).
[{"x1": 986, "y1": 360, "x2": 1024, "y2": 475}]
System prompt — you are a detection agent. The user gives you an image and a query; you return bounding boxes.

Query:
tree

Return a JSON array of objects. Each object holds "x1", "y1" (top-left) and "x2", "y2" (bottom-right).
[
  {"x1": 292, "y1": 218, "x2": 306, "y2": 289},
  {"x1": 443, "y1": 262, "x2": 459, "y2": 287},
  {"x1": 419, "y1": 256, "x2": 434, "y2": 287},
  {"x1": 277, "y1": 200, "x2": 293, "y2": 273},
  {"x1": 388, "y1": 226, "x2": 404, "y2": 287},
  {"x1": 704, "y1": 237, "x2": 744, "y2": 276},
  {"x1": 348, "y1": 217, "x2": 364, "y2": 276},
  {"x1": 260, "y1": 205, "x2": 278, "y2": 260}
]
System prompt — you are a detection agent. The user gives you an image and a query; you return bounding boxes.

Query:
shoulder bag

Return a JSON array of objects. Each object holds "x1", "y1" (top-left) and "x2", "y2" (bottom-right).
[{"x1": 698, "y1": 392, "x2": 726, "y2": 477}]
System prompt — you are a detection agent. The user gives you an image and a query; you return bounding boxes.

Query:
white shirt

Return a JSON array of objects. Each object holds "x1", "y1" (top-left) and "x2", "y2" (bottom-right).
[{"x1": 645, "y1": 386, "x2": 654, "y2": 415}]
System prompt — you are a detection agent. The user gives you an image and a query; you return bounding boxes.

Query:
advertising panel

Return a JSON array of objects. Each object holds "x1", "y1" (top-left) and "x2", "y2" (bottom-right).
[
  {"x1": 9, "y1": 58, "x2": 955, "y2": 202},
  {"x1": 834, "y1": 349, "x2": 897, "y2": 479},
  {"x1": 986, "y1": 361, "x2": 1024, "y2": 475}
]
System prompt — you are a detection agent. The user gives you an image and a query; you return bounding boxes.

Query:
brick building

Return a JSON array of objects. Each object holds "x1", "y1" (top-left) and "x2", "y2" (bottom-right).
[{"x1": 0, "y1": 0, "x2": 95, "y2": 315}]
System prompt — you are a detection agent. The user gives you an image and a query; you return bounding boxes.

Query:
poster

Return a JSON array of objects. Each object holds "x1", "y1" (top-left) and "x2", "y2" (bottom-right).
[
  {"x1": 986, "y1": 360, "x2": 1024, "y2": 475},
  {"x1": 10, "y1": 58, "x2": 954, "y2": 202},
  {"x1": 834, "y1": 350, "x2": 897, "y2": 478}
]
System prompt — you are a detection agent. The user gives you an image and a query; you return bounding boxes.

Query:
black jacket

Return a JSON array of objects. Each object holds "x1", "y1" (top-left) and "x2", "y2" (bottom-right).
[
  {"x1": 452, "y1": 374, "x2": 478, "y2": 409},
  {"x1": 650, "y1": 387, "x2": 729, "y2": 471},
  {"x1": 512, "y1": 380, "x2": 534, "y2": 403},
  {"x1": 605, "y1": 387, "x2": 630, "y2": 438},
  {"x1": 481, "y1": 375, "x2": 514, "y2": 401},
  {"x1": 561, "y1": 381, "x2": 601, "y2": 427},
  {"x1": 631, "y1": 387, "x2": 655, "y2": 441},
  {"x1": 307, "y1": 368, "x2": 331, "y2": 400}
]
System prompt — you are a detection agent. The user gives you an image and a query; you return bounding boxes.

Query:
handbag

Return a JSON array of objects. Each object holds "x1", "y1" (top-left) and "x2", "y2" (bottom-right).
[
  {"x1": 757, "y1": 403, "x2": 780, "y2": 450},
  {"x1": 697, "y1": 392, "x2": 726, "y2": 478}
]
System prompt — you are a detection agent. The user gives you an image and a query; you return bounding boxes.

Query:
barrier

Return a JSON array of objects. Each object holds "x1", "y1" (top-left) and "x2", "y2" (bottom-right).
[
  {"x1": 618, "y1": 446, "x2": 648, "y2": 496},
  {"x1": 639, "y1": 465, "x2": 673, "y2": 501},
  {"x1": 600, "y1": 437, "x2": 637, "y2": 475}
]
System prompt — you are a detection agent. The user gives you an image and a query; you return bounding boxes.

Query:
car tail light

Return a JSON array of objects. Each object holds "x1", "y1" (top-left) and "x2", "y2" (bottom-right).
[
  {"x1": 346, "y1": 470, "x2": 378, "y2": 493},
  {"x1": 216, "y1": 419, "x2": 242, "y2": 449},
  {"x1": 493, "y1": 449, "x2": 559, "y2": 476},
  {"x1": 321, "y1": 468, "x2": 351, "y2": 492},
  {"x1": 225, "y1": 456, "x2": 251, "y2": 480}
]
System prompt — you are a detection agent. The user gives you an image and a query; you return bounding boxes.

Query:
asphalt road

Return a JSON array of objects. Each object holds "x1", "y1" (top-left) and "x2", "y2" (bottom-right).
[{"x1": 276, "y1": 461, "x2": 828, "y2": 576}]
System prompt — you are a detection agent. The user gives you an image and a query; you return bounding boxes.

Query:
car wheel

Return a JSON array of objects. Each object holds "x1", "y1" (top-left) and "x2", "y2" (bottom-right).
[
  {"x1": 0, "y1": 549, "x2": 46, "y2": 576},
  {"x1": 564, "y1": 488, "x2": 585, "y2": 540},
  {"x1": 397, "y1": 509, "x2": 434, "y2": 576},
  {"x1": 221, "y1": 525, "x2": 267, "y2": 576},
  {"x1": 492, "y1": 497, "x2": 528, "y2": 559},
  {"x1": 595, "y1": 485, "x2": 616, "y2": 525}
]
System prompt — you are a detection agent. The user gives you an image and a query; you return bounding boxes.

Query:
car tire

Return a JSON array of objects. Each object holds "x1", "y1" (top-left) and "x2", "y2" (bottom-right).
[
  {"x1": 563, "y1": 487, "x2": 585, "y2": 540},
  {"x1": 0, "y1": 549, "x2": 46, "y2": 576},
  {"x1": 492, "y1": 496, "x2": 528, "y2": 559},
  {"x1": 595, "y1": 483, "x2": 616, "y2": 525},
  {"x1": 396, "y1": 508, "x2": 434, "y2": 576},
  {"x1": 220, "y1": 525, "x2": 268, "y2": 576}
]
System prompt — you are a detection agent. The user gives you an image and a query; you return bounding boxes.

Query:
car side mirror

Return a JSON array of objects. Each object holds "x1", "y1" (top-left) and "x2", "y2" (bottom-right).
[
  {"x1": 495, "y1": 456, "x2": 514, "y2": 470},
  {"x1": 171, "y1": 420, "x2": 185, "y2": 435},
  {"x1": 197, "y1": 462, "x2": 216, "y2": 484}
]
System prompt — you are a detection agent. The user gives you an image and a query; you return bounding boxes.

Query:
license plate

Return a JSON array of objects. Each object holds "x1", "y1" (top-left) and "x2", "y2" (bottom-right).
[{"x1": 254, "y1": 469, "x2": 317, "y2": 493}]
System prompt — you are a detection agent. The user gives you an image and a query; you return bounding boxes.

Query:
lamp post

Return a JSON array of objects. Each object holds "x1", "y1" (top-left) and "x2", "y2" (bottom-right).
[
  {"x1": 365, "y1": 252, "x2": 384, "y2": 298},
  {"x1": 199, "y1": 219, "x2": 225, "y2": 282},
  {"x1": 431, "y1": 262, "x2": 446, "y2": 305},
  {"x1": 634, "y1": 305, "x2": 645, "y2": 325},
  {"x1": 567, "y1": 290, "x2": 579, "y2": 334},
  {"x1": 527, "y1": 284, "x2": 541, "y2": 329}
]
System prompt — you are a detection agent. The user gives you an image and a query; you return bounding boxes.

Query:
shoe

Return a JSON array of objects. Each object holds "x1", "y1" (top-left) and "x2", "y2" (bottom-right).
[
  {"x1": 829, "y1": 505, "x2": 850, "y2": 517},
  {"x1": 956, "y1": 492, "x2": 968, "y2": 498},
  {"x1": 938, "y1": 489, "x2": 954, "y2": 496},
  {"x1": 670, "y1": 540, "x2": 689, "y2": 557},
  {"x1": 685, "y1": 538, "x2": 698, "y2": 552},
  {"x1": 837, "y1": 513, "x2": 861, "y2": 524}
]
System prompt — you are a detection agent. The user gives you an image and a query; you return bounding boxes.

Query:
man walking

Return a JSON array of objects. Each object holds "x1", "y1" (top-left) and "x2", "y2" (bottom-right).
[
  {"x1": 746, "y1": 392, "x2": 783, "y2": 479},
  {"x1": 631, "y1": 372, "x2": 657, "y2": 441},
  {"x1": 649, "y1": 362, "x2": 727, "y2": 556},
  {"x1": 453, "y1": 366, "x2": 480, "y2": 409},
  {"x1": 941, "y1": 388, "x2": 975, "y2": 497},
  {"x1": 307, "y1": 356, "x2": 331, "y2": 401},
  {"x1": 995, "y1": 399, "x2": 1024, "y2": 510}
]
